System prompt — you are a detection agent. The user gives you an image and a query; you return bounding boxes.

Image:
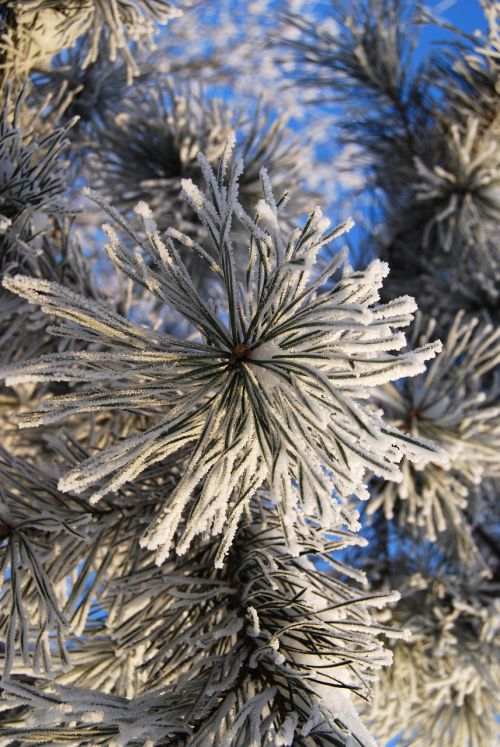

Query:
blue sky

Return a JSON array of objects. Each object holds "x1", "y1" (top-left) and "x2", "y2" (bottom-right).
[
  {"x1": 432, "y1": 0, "x2": 486, "y2": 31},
  {"x1": 418, "y1": 0, "x2": 487, "y2": 54}
]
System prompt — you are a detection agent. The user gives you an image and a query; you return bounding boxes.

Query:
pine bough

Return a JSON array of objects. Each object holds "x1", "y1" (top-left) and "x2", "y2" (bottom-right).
[{"x1": 2, "y1": 139, "x2": 443, "y2": 567}]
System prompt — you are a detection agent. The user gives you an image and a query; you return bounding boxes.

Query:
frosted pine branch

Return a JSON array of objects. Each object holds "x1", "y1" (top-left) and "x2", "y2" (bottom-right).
[
  {"x1": 0, "y1": 1, "x2": 183, "y2": 85},
  {"x1": 0, "y1": 435, "x2": 190, "y2": 680},
  {"x1": 2, "y1": 141, "x2": 443, "y2": 566},
  {"x1": 277, "y1": 1, "x2": 500, "y2": 319},
  {"x1": 369, "y1": 311, "x2": 499, "y2": 567},
  {"x1": 0, "y1": 509, "x2": 402, "y2": 746},
  {"x1": 89, "y1": 83, "x2": 316, "y2": 254},
  {"x1": 0, "y1": 447, "x2": 91, "y2": 678},
  {"x1": 365, "y1": 571, "x2": 500, "y2": 747},
  {"x1": 0, "y1": 88, "x2": 75, "y2": 228}
]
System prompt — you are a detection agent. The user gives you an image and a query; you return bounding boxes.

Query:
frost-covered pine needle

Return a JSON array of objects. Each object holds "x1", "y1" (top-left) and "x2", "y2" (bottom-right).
[
  {"x1": 0, "y1": 508, "x2": 404, "y2": 746},
  {"x1": 0, "y1": 1, "x2": 183, "y2": 84},
  {"x1": 0, "y1": 87, "x2": 75, "y2": 223},
  {"x1": 369, "y1": 311, "x2": 499, "y2": 567},
  {"x1": 90, "y1": 84, "x2": 316, "y2": 234},
  {"x1": 0, "y1": 446, "x2": 90, "y2": 678},
  {"x1": 2, "y1": 140, "x2": 443, "y2": 566},
  {"x1": 365, "y1": 571, "x2": 500, "y2": 747}
]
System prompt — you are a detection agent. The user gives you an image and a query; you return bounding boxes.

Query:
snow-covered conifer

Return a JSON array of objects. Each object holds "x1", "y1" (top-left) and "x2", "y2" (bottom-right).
[
  {"x1": 89, "y1": 85, "x2": 316, "y2": 235},
  {"x1": 0, "y1": 88, "x2": 74, "y2": 232},
  {"x1": 2, "y1": 142, "x2": 442, "y2": 566},
  {"x1": 0, "y1": 447, "x2": 91, "y2": 677},
  {"x1": 30, "y1": 41, "x2": 149, "y2": 141},
  {"x1": 277, "y1": 0, "x2": 500, "y2": 320},
  {"x1": 0, "y1": 2, "x2": 497, "y2": 744}
]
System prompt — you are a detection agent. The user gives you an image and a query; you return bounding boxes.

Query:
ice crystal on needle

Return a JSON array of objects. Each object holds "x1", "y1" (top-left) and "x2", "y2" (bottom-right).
[{"x1": 2, "y1": 140, "x2": 442, "y2": 565}]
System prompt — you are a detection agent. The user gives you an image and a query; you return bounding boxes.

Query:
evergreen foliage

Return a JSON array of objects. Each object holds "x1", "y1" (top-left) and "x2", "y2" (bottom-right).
[{"x1": 0, "y1": 1, "x2": 498, "y2": 746}]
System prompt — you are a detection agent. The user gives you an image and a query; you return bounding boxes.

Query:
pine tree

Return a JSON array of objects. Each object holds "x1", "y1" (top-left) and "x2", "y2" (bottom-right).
[{"x1": 0, "y1": 2, "x2": 498, "y2": 746}]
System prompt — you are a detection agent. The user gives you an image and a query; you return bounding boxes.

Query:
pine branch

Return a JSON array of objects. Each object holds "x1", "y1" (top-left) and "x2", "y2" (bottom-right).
[
  {"x1": 367, "y1": 310, "x2": 500, "y2": 570},
  {"x1": 2, "y1": 142, "x2": 443, "y2": 566},
  {"x1": 0, "y1": 507, "x2": 403, "y2": 745}
]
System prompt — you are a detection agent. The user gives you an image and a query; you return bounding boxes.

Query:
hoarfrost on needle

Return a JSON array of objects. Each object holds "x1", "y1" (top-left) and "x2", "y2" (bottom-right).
[{"x1": 2, "y1": 138, "x2": 443, "y2": 566}]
